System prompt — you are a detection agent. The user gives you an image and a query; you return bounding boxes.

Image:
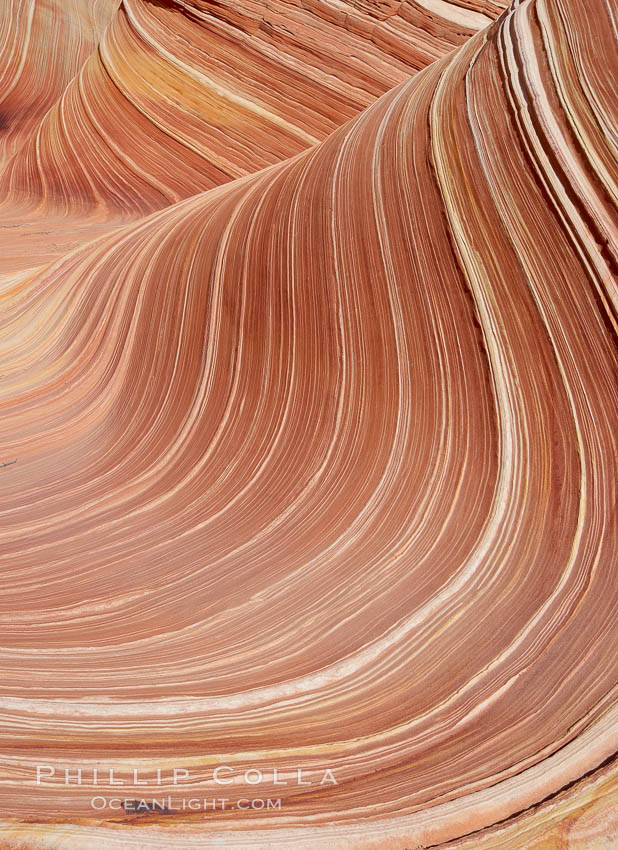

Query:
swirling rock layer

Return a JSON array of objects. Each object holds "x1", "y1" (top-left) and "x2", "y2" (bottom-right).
[
  {"x1": 0, "y1": 0, "x2": 616, "y2": 847},
  {"x1": 0, "y1": 0, "x2": 504, "y2": 215}
]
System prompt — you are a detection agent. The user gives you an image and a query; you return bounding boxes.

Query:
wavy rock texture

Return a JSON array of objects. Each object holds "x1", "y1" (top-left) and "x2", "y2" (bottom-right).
[
  {"x1": 0, "y1": 0, "x2": 505, "y2": 216},
  {"x1": 0, "y1": 0, "x2": 616, "y2": 847},
  {"x1": 0, "y1": 0, "x2": 505, "y2": 283},
  {"x1": 0, "y1": 0, "x2": 119, "y2": 165}
]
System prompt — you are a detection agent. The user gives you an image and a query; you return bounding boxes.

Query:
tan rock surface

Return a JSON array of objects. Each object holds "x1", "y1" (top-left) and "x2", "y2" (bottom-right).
[{"x1": 0, "y1": 0, "x2": 615, "y2": 846}]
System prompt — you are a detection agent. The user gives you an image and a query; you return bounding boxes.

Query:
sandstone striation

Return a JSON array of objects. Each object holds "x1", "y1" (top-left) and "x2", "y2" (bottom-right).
[{"x1": 0, "y1": 0, "x2": 615, "y2": 847}]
